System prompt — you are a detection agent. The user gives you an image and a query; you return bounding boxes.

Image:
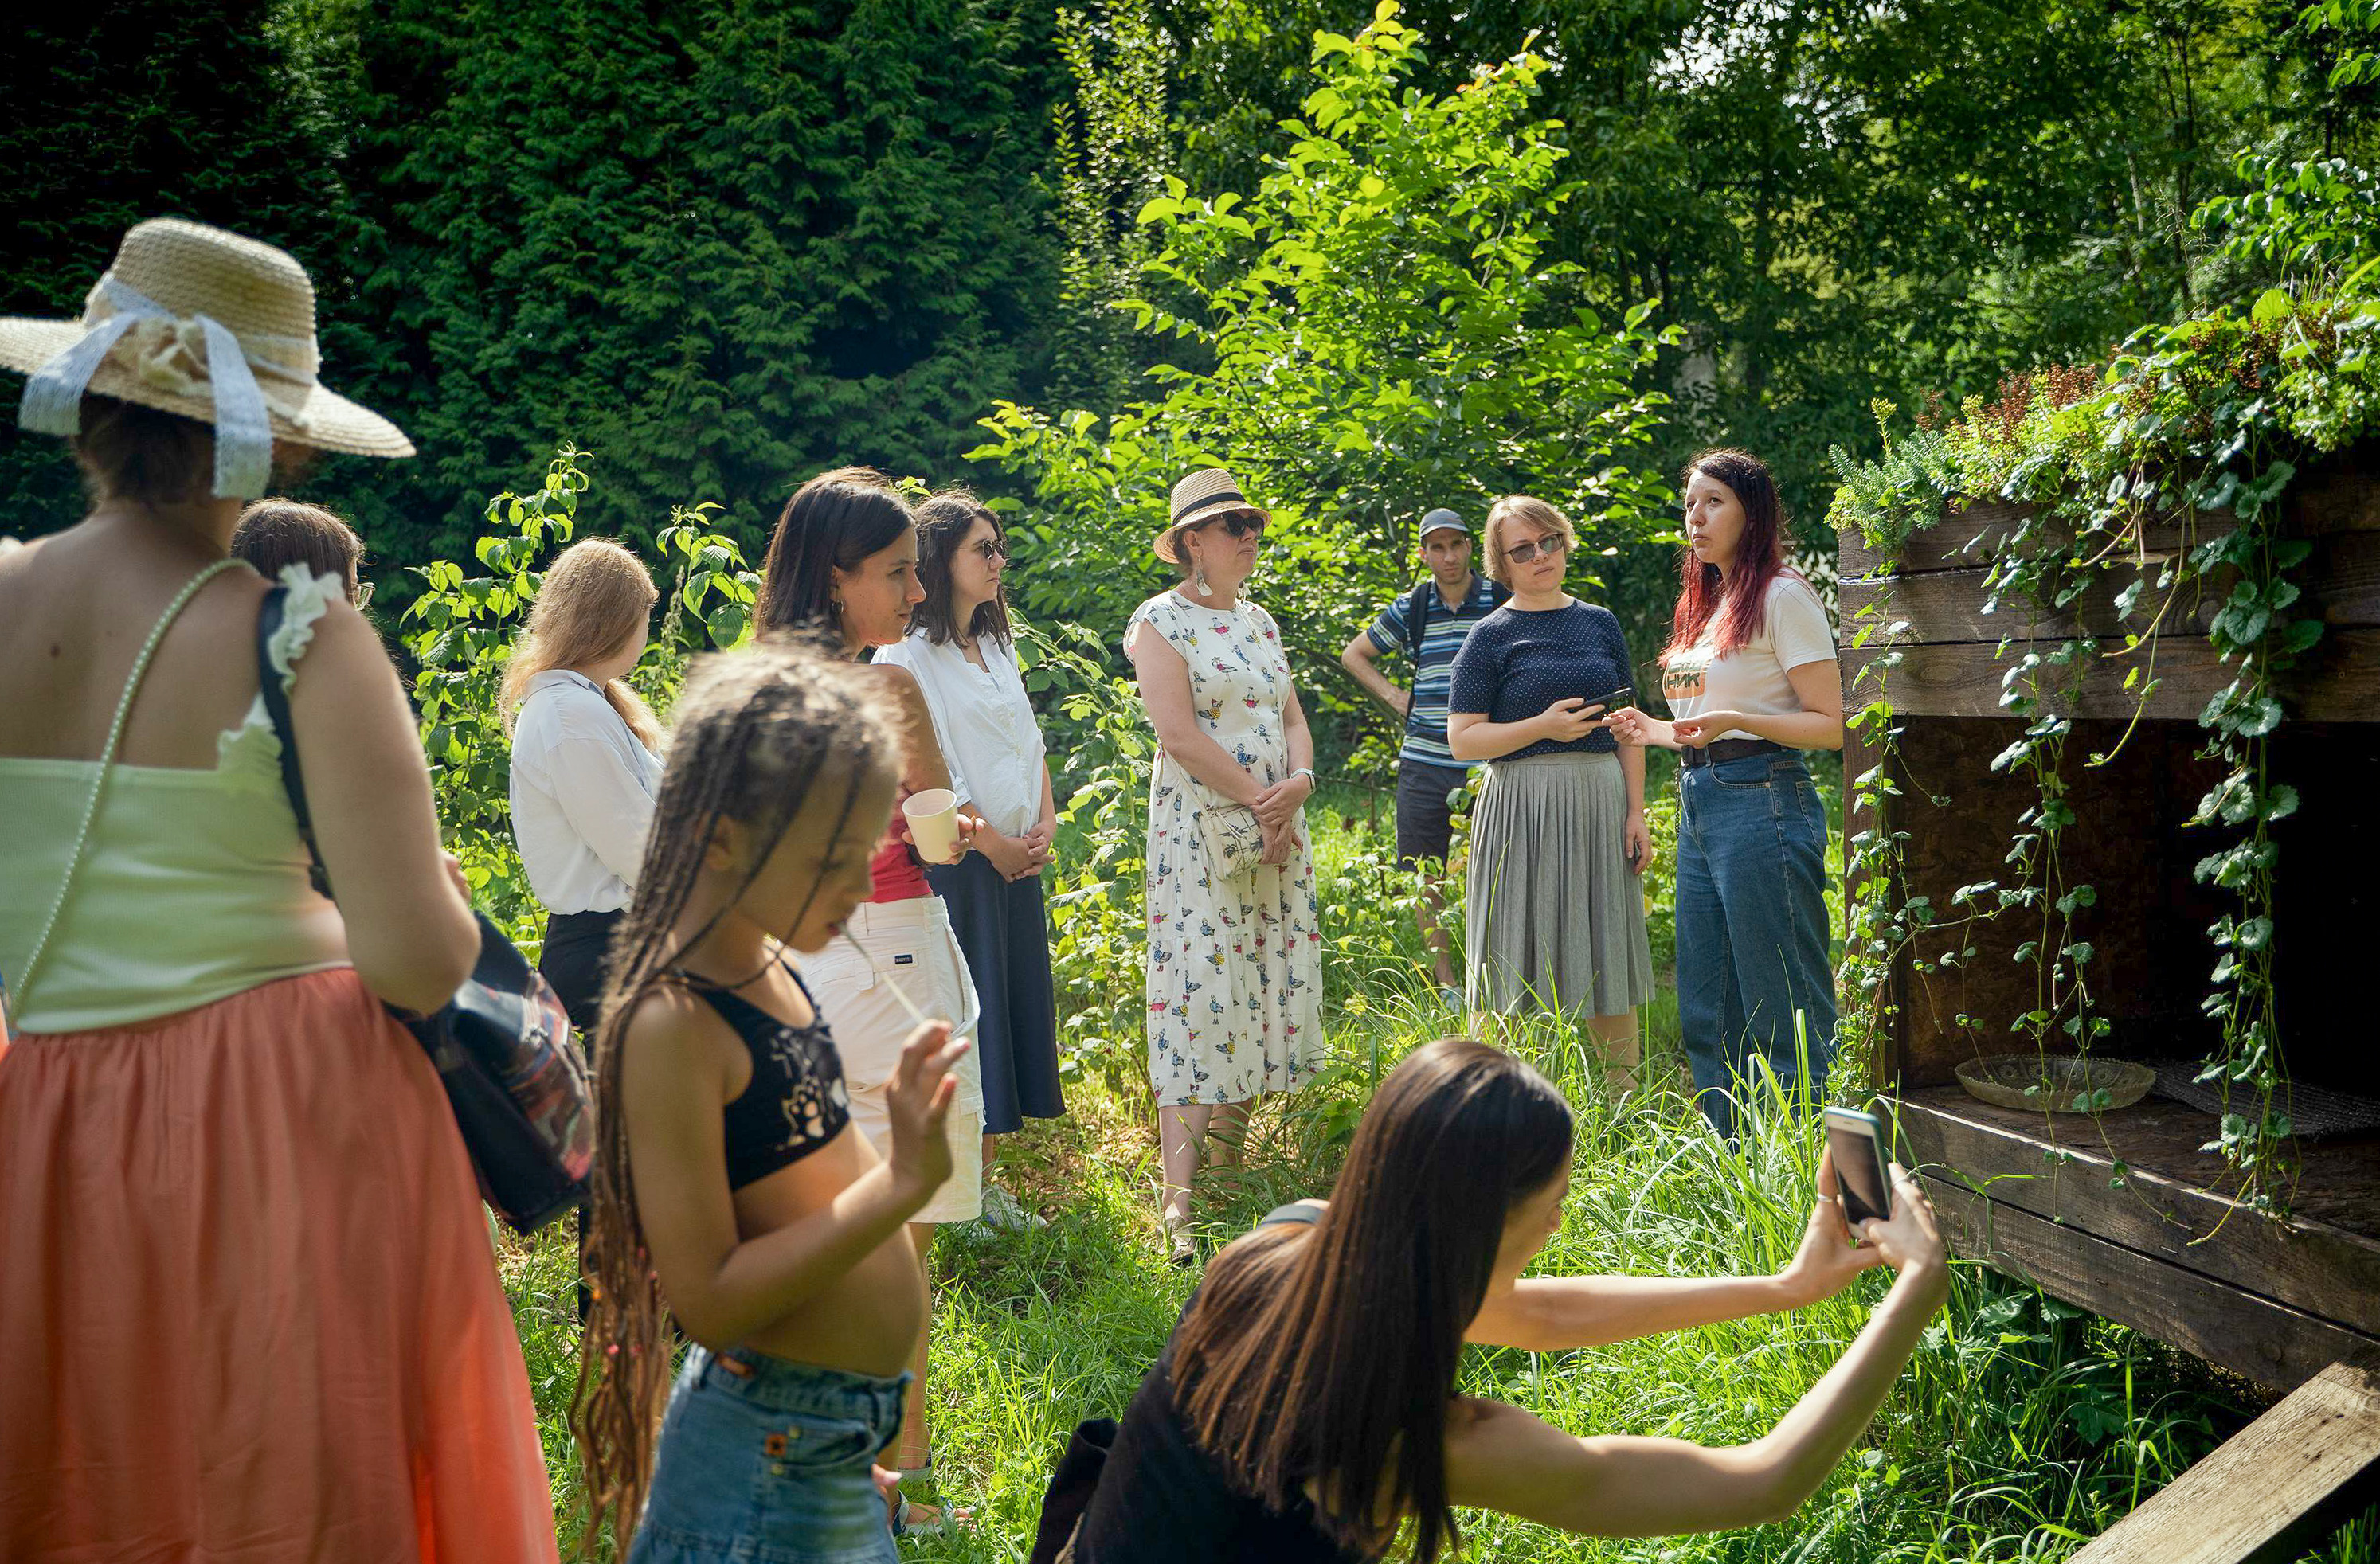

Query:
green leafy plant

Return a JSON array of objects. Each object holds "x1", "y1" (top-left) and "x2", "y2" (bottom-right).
[
  {"x1": 1829, "y1": 280, "x2": 2380, "y2": 1210},
  {"x1": 975, "y1": 2, "x2": 1680, "y2": 767}
]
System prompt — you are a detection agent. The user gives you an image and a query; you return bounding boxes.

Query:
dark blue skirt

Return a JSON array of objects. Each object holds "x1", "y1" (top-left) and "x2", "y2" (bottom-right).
[{"x1": 924, "y1": 850, "x2": 1063, "y2": 1133}]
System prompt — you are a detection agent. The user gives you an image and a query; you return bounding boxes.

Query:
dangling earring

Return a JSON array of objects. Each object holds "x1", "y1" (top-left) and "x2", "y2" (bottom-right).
[{"x1": 1192, "y1": 557, "x2": 1212, "y2": 596}]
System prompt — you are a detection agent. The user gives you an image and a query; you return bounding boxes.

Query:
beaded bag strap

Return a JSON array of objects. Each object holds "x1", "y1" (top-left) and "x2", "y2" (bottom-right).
[{"x1": 10, "y1": 557, "x2": 248, "y2": 1021}]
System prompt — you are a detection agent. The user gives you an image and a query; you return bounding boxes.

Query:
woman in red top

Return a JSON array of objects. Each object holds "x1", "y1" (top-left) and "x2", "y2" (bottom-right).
[{"x1": 755, "y1": 467, "x2": 983, "y2": 1519}]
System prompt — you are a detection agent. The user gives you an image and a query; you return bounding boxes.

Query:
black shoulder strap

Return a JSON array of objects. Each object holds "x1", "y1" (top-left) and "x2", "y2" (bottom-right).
[
  {"x1": 255, "y1": 585, "x2": 335, "y2": 899},
  {"x1": 1402, "y1": 578, "x2": 1435, "y2": 663},
  {"x1": 1255, "y1": 1198, "x2": 1324, "y2": 1230},
  {"x1": 1487, "y1": 577, "x2": 1512, "y2": 608}
]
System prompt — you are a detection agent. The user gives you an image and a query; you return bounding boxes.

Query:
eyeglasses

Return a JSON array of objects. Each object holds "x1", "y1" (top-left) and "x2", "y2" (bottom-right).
[
  {"x1": 1200, "y1": 513, "x2": 1268, "y2": 543},
  {"x1": 972, "y1": 537, "x2": 1009, "y2": 563},
  {"x1": 1505, "y1": 534, "x2": 1568, "y2": 565}
]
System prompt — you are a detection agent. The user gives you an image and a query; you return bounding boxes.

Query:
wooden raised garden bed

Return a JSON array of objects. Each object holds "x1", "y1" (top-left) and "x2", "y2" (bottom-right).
[{"x1": 1838, "y1": 440, "x2": 2380, "y2": 1406}]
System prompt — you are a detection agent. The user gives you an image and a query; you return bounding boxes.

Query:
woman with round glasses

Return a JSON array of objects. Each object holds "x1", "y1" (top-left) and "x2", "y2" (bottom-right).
[
  {"x1": 1125, "y1": 468, "x2": 1322, "y2": 1265},
  {"x1": 875, "y1": 491, "x2": 1064, "y2": 1228},
  {"x1": 1446, "y1": 496, "x2": 1653, "y2": 1092}
]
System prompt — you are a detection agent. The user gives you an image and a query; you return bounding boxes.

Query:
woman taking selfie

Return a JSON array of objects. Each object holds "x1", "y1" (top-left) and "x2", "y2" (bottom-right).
[
  {"x1": 755, "y1": 467, "x2": 982, "y2": 1513},
  {"x1": 0, "y1": 220, "x2": 552, "y2": 1558},
  {"x1": 1125, "y1": 468, "x2": 1323, "y2": 1265},
  {"x1": 1055, "y1": 1038, "x2": 1947, "y2": 1562},
  {"x1": 877, "y1": 491, "x2": 1064, "y2": 1222},
  {"x1": 1445, "y1": 495, "x2": 1652, "y2": 1092},
  {"x1": 1606, "y1": 450, "x2": 1842, "y2": 1137}
]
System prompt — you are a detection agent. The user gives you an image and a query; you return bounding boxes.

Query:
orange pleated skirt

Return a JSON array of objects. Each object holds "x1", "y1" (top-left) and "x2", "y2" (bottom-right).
[{"x1": 0, "y1": 969, "x2": 559, "y2": 1563}]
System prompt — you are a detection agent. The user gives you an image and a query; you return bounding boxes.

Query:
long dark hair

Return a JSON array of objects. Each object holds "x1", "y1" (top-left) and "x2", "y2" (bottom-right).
[
  {"x1": 755, "y1": 466, "x2": 916, "y2": 639},
  {"x1": 1172, "y1": 1038, "x2": 1575, "y2": 1562},
  {"x1": 1663, "y1": 447, "x2": 1798, "y2": 662},
  {"x1": 910, "y1": 489, "x2": 1014, "y2": 647},
  {"x1": 569, "y1": 640, "x2": 898, "y2": 1558}
]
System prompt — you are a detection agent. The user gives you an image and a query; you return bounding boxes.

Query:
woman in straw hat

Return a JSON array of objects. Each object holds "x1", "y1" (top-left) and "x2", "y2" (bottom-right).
[
  {"x1": 1125, "y1": 468, "x2": 1323, "y2": 1265},
  {"x1": 0, "y1": 220, "x2": 557, "y2": 1560}
]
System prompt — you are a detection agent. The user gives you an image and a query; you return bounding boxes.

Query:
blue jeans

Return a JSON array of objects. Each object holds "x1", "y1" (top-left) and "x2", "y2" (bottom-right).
[
  {"x1": 1675, "y1": 751, "x2": 1836, "y2": 1138},
  {"x1": 628, "y1": 1346, "x2": 910, "y2": 1564}
]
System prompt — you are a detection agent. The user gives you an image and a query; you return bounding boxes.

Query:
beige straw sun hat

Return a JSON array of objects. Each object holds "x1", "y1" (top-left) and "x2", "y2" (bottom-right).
[
  {"x1": 0, "y1": 217, "x2": 413, "y2": 498},
  {"x1": 1155, "y1": 467, "x2": 1270, "y2": 563}
]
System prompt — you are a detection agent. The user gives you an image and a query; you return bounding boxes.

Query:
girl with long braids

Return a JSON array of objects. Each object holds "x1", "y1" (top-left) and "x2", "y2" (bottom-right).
[
  {"x1": 1606, "y1": 450, "x2": 1844, "y2": 1137},
  {"x1": 755, "y1": 467, "x2": 984, "y2": 1502},
  {"x1": 569, "y1": 643, "x2": 972, "y2": 1560}
]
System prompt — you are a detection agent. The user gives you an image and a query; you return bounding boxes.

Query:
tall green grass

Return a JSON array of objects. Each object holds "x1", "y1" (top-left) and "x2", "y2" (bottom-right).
[{"x1": 499, "y1": 794, "x2": 2374, "y2": 1562}]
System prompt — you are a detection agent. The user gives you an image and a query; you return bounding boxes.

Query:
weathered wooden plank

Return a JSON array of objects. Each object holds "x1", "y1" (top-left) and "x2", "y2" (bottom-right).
[
  {"x1": 1897, "y1": 1090, "x2": 2380, "y2": 1338},
  {"x1": 1920, "y1": 1176, "x2": 2380, "y2": 1390},
  {"x1": 1836, "y1": 440, "x2": 2378, "y2": 581},
  {"x1": 1841, "y1": 628, "x2": 2380, "y2": 721},
  {"x1": 2068, "y1": 1357, "x2": 2380, "y2": 1564},
  {"x1": 1839, "y1": 533, "x2": 2380, "y2": 648}
]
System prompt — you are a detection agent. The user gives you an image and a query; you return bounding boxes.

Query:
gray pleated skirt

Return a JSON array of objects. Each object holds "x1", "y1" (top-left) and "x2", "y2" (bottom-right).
[{"x1": 1466, "y1": 750, "x2": 1655, "y2": 1019}]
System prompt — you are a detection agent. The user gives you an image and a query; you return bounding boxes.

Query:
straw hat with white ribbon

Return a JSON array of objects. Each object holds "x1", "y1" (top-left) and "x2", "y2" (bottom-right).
[{"x1": 0, "y1": 218, "x2": 413, "y2": 499}]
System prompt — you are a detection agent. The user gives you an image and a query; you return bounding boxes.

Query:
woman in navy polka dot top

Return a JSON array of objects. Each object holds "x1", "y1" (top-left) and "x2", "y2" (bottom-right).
[{"x1": 1446, "y1": 497, "x2": 1654, "y2": 1089}]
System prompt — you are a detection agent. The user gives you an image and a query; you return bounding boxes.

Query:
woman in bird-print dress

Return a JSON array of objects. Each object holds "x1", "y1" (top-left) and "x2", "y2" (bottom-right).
[{"x1": 1125, "y1": 468, "x2": 1323, "y2": 1265}]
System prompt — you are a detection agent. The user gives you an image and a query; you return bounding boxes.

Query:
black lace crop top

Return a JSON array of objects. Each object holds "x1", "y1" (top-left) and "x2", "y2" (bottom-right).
[{"x1": 675, "y1": 957, "x2": 852, "y2": 1190}]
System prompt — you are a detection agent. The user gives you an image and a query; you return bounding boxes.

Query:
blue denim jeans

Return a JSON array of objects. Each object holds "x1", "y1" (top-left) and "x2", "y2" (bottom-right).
[
  {"x1": 1675, "y1": 750, "x2": 1836, "y2": 1138},
  {"x1": 628, "y1": 1346, "x2": 910, "y2": 1564}
]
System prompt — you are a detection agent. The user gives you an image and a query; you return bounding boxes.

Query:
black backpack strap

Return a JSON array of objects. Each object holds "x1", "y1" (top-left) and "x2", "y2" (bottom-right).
[
  {"x1": 255, "y1": 585, "x2": 335, "y2": 898},
  {"x1": 1401, "y1": 577, "x2": 1435, "y2": 664},
  {"x1": 1487, "y1": 577, "x2": 1512, "y2": 608}
]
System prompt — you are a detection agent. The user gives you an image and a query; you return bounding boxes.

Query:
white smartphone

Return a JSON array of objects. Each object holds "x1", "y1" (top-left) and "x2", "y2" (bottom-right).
[{"x1": 1822, "y1": 1105, "x2": 1894, "y2": 1242}]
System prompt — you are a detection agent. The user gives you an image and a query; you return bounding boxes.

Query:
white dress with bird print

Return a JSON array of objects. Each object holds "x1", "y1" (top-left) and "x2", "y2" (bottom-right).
[{"x1": 1127, "y1": 589, "x2": 1322, "y2": 1106}]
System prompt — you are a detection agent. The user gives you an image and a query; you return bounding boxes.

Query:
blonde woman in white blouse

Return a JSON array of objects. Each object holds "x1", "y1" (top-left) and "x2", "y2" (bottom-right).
[
  {"x1": 876, "y1": 492, "x2": 1063, "y2": 1226},
  {"x1": 501, "y1": 539, "x2": 664, "y2": 1032}
]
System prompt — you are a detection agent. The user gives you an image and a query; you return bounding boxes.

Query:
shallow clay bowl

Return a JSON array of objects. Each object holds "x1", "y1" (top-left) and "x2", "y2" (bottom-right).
[{"x1": 1954, "y1": 1053, "x2": 2155, "y2": 1113}]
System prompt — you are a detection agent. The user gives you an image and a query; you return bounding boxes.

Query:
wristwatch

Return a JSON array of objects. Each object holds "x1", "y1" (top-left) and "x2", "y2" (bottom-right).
[{"x1": 1291, "y1": 766, "x2": 1317, "y2": 787}]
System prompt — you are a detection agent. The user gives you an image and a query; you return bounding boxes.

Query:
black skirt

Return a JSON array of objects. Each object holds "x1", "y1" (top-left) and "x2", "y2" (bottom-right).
[
  {"x1": 925, "y1": 851, "x2": 1063, "y2": 1133},
  {"x1": 538, "y1": 908, "x2": 624, "y2": 1035}
]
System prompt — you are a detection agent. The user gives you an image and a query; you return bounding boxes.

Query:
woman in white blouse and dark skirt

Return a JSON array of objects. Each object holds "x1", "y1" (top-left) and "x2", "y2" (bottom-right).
[
  {"x1": 878, "y1": 491, "x2": 1065, "y2": 1206},
  {"x1": 501, "y1": 539, "x2": 664, "y2": 1032}
]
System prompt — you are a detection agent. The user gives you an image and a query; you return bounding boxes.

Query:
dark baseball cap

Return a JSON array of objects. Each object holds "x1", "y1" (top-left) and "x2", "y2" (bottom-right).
[{"x1": 1419, "y1": 507, "x2": 1466, "y2": 537}]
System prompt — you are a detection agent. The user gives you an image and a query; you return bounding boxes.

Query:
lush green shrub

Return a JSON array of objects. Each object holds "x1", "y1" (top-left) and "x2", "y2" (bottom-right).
[{"x1": 973, "y1": 4, "x2": 1680, "y2": 773}]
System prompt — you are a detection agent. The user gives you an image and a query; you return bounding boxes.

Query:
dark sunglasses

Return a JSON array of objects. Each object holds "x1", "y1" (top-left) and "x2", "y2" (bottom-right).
[
  {"x1": 1505, "y1": 534, "x2": 1569, "y2": 565},
  {"x1": 971, "y1": 536, "x2": 1009, "y2": 563},
  {"x1": 1200, "y1": 512, "x2": 1268, "y2": 543}
]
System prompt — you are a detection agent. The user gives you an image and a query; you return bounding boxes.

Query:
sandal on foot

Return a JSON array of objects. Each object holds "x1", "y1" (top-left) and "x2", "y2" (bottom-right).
[{"x1": 891, "y1": 1493, "x2": 971, "y2": 1539}]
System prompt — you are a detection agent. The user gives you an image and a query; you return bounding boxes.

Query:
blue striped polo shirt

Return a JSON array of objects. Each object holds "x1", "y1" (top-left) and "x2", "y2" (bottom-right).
[{"x1": 1366, "y1": 573, "x2": 1502, "y2": 768}]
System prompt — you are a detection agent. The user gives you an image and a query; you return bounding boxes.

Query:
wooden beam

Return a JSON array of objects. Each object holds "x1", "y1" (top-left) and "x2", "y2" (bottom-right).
[
  {"x1": 1898, "y1": 1093, "x2": 2380, "y2": 1338},
  {"x1": 1841, "y1": 628, "x2": 2380, "y2": 722},
  {"x1": 2068, "y1": 1357, "x2": 2380, "y2": 1563},
  {"x1": 1837, "y1": 440, "x2": 2378, "y2": 582},
  {"x1": 1840, "y1": 533, "x2": 2380, "y2": 648},
  {"x1": 1921, "y1": 1176, "x2": 2380, "y2": 1390}
]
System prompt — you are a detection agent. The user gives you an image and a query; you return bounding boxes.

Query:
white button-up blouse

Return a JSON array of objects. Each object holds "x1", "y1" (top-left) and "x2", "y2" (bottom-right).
[
  {"x1": 873, "y1": 630, "x2": 1048, "y2": 838},
  {"x1": 508, "y1": 669, "x2": 663, "y2": 914}
]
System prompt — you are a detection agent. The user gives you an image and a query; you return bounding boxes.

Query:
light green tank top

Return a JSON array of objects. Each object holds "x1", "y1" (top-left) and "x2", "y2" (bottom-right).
[{"x1": 0, "y1": 565, "x2": 353, "y2": 1032}]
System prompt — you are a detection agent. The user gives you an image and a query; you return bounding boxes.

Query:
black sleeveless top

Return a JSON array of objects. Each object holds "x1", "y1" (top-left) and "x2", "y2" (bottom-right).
[
  {"x1": 674, "y1": 956, "x2": 852, "y2": 1190},
  {"x1": 1074, "y1": 1202, "x2": 1368, "y2": 1564}
]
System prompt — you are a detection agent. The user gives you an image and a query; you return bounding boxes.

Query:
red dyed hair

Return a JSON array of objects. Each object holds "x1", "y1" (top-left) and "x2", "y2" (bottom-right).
[{"x1": 1662, "y1": 448, "x2": 1798, "y2": 662}]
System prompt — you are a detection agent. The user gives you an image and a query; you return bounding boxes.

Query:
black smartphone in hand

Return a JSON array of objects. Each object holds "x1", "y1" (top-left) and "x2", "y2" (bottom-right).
[
  {"x1": 1582, "y1": 684, "x2": 1634, "y2": 714},
  {"x1": 1822, "y1": 1106, "x2": 1894, "y2": 1242}
]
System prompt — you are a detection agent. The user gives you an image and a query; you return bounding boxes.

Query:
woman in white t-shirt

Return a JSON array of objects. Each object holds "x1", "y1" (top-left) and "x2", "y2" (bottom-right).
[
  {"x1": 1607, "y1": 450, "x2": 1842, "y2": 1137},
  {"x1": 874, "y1": 491, "x2": 1063, "y2": 1224}
]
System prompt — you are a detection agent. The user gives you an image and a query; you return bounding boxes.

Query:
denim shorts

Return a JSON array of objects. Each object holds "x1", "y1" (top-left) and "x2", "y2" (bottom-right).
[{"x1": 628, "y1": 1346, "x2": 910, "y2": 1564}]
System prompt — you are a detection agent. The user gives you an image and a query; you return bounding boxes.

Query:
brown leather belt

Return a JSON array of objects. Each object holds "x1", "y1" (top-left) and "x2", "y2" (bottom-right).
[{"x1": 1680, "y1": 737, "x2": 1785, "y2": 768}]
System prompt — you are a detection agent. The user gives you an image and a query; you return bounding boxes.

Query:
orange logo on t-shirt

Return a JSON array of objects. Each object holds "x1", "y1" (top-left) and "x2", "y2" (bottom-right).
[{"x1": 1662, "y1": 655, "x2": 1709, "y2": 704}]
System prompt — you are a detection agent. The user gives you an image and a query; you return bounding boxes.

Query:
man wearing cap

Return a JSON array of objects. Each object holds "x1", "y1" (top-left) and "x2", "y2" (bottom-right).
[{"x1": 1341, "y1": 506, "x2": 1509, "y2": 998}]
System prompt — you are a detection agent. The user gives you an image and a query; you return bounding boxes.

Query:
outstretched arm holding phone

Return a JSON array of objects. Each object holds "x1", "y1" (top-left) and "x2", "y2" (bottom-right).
[
  {"x1": 1446, "y1": 1163, "x2": 1947, "y2": 1535},
  {"x1": 1465, "y1": 1150, "x2": 1882, "y2": 1351}
]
